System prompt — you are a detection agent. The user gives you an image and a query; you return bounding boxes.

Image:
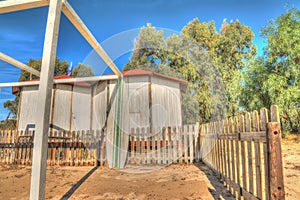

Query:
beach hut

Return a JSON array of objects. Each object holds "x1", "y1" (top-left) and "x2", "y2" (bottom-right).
[{"x1": 14, "y1": 69, "x2": 187, "y2": 132}]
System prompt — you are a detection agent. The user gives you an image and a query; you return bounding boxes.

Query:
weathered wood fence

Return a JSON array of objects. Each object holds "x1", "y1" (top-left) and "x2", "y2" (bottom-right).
[
  {"x1": 0, "y1": 106, "x2": 285, "y2": 199},
  {"x1": 0, "y1": 130, "x2": 106, "y2": 166},
  {"x1": 0, "y1": 124, "x2": 200, "y2": 167},
  {"x1": 127, "y1": 124, "x2": 200, "y2": 165},
  {"x1": 200, "y1": 105, "x2": 285, "y2": 200}
]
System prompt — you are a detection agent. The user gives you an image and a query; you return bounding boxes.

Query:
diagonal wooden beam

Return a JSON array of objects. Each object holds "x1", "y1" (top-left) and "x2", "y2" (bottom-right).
[
  {"x1": 61, "y1": 1, "x2": 122, "y2": 78},
  {"x1": 0, "y1": 0, "x2": 49, "y2": 14},
  {"x1": 0, "y1": 52, "x2": 40, "y2": 77}
]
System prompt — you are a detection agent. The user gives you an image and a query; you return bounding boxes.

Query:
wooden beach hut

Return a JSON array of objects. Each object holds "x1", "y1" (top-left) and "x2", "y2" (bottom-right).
[{"x1": 14, "y1": 69, "x2": 187, "y2": 132}]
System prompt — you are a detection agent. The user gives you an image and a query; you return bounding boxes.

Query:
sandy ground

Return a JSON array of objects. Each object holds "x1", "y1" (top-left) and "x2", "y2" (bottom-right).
[
  {"x1": 282, "y1": 134, "x2": 300, "y2": 200},
  {"x1": 0, "y1": 134, "x2": 299, "y2": 200},
  {"x1": 0, "y1": 163, "x2": 233, "y2": 200}
]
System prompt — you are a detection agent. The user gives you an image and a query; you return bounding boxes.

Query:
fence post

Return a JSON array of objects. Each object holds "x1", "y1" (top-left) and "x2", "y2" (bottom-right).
[{"x1": 266, "y1": 122, "x2": 285, "y2": 200}]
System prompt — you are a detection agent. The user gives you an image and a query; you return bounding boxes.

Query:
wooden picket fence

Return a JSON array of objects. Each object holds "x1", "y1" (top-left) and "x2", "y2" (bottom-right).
[
  {"x1": 200, "y1": 105, "x2": 285, "y2": 200},
  {"x1": 0, "y1": 130, "x2": 106, "y2": 166},
  {"x1": 127, "y1": 124, "x2": 200, "y2": 165}
]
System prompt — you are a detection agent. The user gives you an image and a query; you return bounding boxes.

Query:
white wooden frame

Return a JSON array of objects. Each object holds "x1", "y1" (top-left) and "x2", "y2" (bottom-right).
[{"x1": 0, "y1": 0, "x2": 122, "y2": 199}]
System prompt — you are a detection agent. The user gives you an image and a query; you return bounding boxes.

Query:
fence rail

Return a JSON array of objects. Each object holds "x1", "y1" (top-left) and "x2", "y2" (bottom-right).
[{"x1": 200, "y1": 105, "x2": 285, "y2": 200}]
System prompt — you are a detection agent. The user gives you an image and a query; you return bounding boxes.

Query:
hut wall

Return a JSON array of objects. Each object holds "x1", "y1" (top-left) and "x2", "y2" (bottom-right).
[
  {"x1": 71, "y1": 86, "x2": 92, "y2": 131},
  {"x1": 18, "y1": 86, "x2": 39, "y2": 131},
  {"x1": 92, "y1": 81, "x2": 107, "y2": 130},
  {"x1": 51, "y1": 84, "x2": 72, "y2": 131},
  {"x1": 126, "y1": 76, "x2": 150, "y2": 130},
  {"x1": 151, "y1": 76, "x2": 182, "y2": 131}
]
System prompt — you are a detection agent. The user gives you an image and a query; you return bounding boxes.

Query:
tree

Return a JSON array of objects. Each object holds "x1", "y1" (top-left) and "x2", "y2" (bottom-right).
[
  {"x1": 19, "y1": 57, "x2": 69, "y2": 81},
  {"x1": 72, "y1": 63, "x2": 95, "y2": 77},
  {"x1": 124, "y1": 23, "x2": 229, "y2": 124},
  {"x1": 182, "y1": 18, "x2": 257, "y2": 117},
  {"x1": 242, "y1": 8, "x2": 300, "y2": 133},
  {"x1": 3, "y1": 57, "x2": 69, "y2": 121}
]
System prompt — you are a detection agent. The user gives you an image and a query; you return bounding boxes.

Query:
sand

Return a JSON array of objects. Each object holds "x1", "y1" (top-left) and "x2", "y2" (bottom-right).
[
  {"x1": 0, "y1": 134, "x2": 299, "y2": 200},
  {"x1": 282, "y1": 134, "x2": 300, "y2": 200}
]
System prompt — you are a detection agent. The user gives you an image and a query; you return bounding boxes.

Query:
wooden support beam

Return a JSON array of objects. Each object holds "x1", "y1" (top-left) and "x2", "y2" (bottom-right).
[
  {"x1": 61, "y1": 1, "x2": 122, "y2": 78},
  {"x1": 29, "y1": 0, "x2": 62, "y2": 199},
  {"x1": 0, "y1": 81, "x2": 40, "y2": 88},
  {"x1": 0, "y1": 75, "x2": 118, "y2": 88},
  {"x1": 0, "y1": 52, "x2": 40, "y2": 77},
  {"x1": 53, "y1": 74, "x2": 119, "y2": 84},
  {"x1": 0, "y1": 0, "x2": 49, "y2": 14}
]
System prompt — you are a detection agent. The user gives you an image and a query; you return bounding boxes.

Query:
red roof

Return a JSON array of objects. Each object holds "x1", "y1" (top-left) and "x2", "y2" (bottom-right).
[
  {"x1": 119, "y1": 69, "x2": 188, "y2": 84},
  {"x1": 13, "y1": 69, "x2": 188, "y2": 94}
]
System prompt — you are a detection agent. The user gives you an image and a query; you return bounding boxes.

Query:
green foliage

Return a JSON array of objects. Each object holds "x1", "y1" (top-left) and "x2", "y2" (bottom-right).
[
  {"x1": 124, "y1": 20, "x2": 255, "y2": 124},
  {"x1": 72, "y1": 63, "x2": 95, "y2": 77},
  {"x1": 3, "y1": 97, "x2": 19, "y2": 117},
  {"x1": 19, "y1": 57, "x2": 69, "y2": 81},
  {"x1": 125, "y1": 19, "x2": 256, "y2": 124},
  {"x1": 4, "y1": 57, "x2": 69, "y2": 119},
  {"x1": 242, "y1": 8, "x2": 300, "y2": 133}
]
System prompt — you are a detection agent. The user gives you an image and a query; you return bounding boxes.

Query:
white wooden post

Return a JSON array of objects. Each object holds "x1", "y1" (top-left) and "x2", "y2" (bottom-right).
[{"x1": 29, "y1": 0, "x2": 62, "y2": 199}]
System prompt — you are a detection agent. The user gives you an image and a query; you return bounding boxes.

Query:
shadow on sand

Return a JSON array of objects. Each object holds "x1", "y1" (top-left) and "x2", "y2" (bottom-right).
[
  {"x1": 60, "y1": 166, "x2": 99, "y2": 200},
  {"x1": 194, "y1": 162, "x2": 235, "y2": 200}
]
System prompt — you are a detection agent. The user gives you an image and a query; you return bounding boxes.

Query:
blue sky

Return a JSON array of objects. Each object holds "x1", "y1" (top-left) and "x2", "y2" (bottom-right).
[{"x1": 0, "y1": 0, "x2": 299, "y2": 120}]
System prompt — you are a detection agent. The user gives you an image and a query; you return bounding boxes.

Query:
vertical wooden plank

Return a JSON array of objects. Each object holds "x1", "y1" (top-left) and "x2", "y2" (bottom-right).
[
  {"x1": 162, "y1": 127, "x2": 167, "y2": 164},
  {"x1": 54, "y1": 131, "x2": 59, "y2": 165},
  {"x1": 83, "y1": 130, "x2": 88, "y2": 166},
  {"x1": 189, "y1": 125, "x2": 194, "y2": 163},
  {"x1": 141, "y1": 129, "x2": 144, "y2": 164},
  {"x1": 224, "y1": 119, "x2": 231, "y2": 189},
  {"x1": 178, "y1": 126, "x2": 182, "y2": 164},
  {"x1": 141, "y1": 127, "x2": 145, "y2": 165},
  {"x1": 6, "y1": 130, "x2": 11, "y2": 164},
  {"x1": 245, "y1": 112, "x2": 255, "y2": 195},
  {"x1": 234, "y1": 116, "x2": 241, "y2": 199},
  {"x1": 156, "y1": 130, "x2": 161, "y2": 165},
  {"x1": 151, "y1": 130, "x2": 156, "y2": 164},
  {"x1": 253, "y1": 110, "x2": 263, "y2": 199},
  {"x1": 240, "y1": 115, "x2": 248, "y2": 192},
  {"x1": 65, "y1": 131, "x2": 70, "y2": 166},
  {"x1": 184, "y1": 125, "x2": 188, "y2": 164},
  {"x1": 26, "y1": 131, "x2": 32, "y2": 165},
  {"x1": 71, "y1": 131, "x2": 75, "y2": 166},
  {"x1": 229, "y1": 117, "x2": 236, "y2": 195},
  {"x1": 146, "y1": 127, "x2": 151, "y2": 164},
  {"x1": 167, "y1": 127, "x2": 172, "y2": 164},
  {"x1": 130, "y1": 128, "x2": 134, "y2": 164},
  {"x1": 80, "y1": 130, "x2": 84, "y2": 166},
  {"x1": 136, "y1": 128, "x2": 141, "y2": 165},
  {"x1": 267, "y1": 122, "x2": 285, "y2": 200},
  {"x1": 173, "y1": 127, "x2": 177, "y2": 163},
  {"x1": 261, "y1": 108, "x2": 269, "y2": 200},
  {"x1": 270, "y1": 105, "x2": 280, "y2": 123},
  {"x1": 74, "y1": 131, "x2": 79, "y2": 166},
  {"x1": 10, "y1": 130, "x2": 15, "y2": 164}
]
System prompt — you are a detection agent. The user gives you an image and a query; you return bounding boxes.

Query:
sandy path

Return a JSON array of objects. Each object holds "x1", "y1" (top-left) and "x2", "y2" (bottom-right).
[
  {"x1": 0, "y1": 163, "x2": 233, "y2": 200},
  {"x1": 282, "y1": 134, "x2": 300, "y2": 200}
]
